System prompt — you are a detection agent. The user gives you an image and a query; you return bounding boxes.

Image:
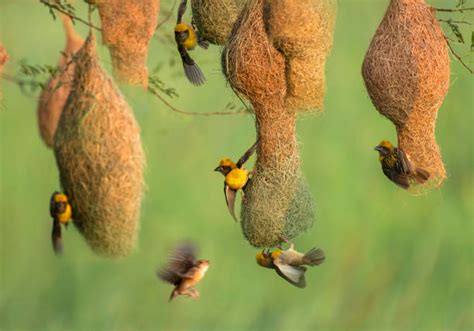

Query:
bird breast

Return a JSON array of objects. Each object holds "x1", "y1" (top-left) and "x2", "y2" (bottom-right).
[{"x1": 225, "y1": 168, "x2": 249, "y2": 190}]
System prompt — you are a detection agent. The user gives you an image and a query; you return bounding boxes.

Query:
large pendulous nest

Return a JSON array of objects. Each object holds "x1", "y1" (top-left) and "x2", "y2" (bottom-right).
[
  {"x1": 96, "y1": 0, "x2": 160, "y2": 87},
  {"x1": 223, "y1": 0, "x2": 316, "y2": 247},
  {"x1": 54, "y1": 33, "x2": 145, "y2": 258},
  {"x1": 362, "y1": 0, "x2": 450, "y2": 192}
]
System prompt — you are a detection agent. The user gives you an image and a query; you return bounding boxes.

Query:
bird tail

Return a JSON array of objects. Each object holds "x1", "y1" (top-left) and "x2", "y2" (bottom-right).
[
  {"x1": 169, "y1": 288, "x2": 179, "y2": 302},
  {"x1": 303, "y1": 248, "x2": 325, "y2": 266},
  {"x1": 414, "y1": 167, "x2": 430, "y2": 184}
]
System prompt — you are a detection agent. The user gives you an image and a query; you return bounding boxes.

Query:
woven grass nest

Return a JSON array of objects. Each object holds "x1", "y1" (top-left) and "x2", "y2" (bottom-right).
[
  {"x1": 54, "y1": 33, "x2": 145, "y2": 258},
  {"x1": 96, "y1": 0, "x2": 160, "y2": 87},
  {"x1": 222, "y1": 0, "x2": 335, "y2": 247},
  {"x1": 362, "y1": 0, "x2": 450, "y2": 193},
  {"x1": 191, "y1": 0, "x2": 246, "y2": 45}
]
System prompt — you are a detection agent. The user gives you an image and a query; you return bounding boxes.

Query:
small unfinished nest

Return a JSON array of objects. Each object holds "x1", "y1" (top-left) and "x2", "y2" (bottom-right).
[
  {"x1": 37, "y1": 15, "x2": 84, "y2": 148},
  {"x1": 223, "y1": 0, "x2": 316, "y2": 247},
  {"x1": 54, "y1": 33, "x2": 145, "y2": 258},
  {"x1": 265, "y1": 0, "x2": 337, "y2": 112},
  {"x1": 96, "y1": 0, "x2": 160, "y2": 87},
  {"x1": 362, "y1": 0, "x2": 450, "y2": 192},
  {"x1": 191, "y1": 0, "x2": 245, "y2": 45}
]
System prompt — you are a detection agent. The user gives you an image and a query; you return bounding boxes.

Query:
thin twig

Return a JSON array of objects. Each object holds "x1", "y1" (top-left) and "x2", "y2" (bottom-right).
[
  {"x1": 156, "y1": 0, "x2": 177, "y2": 30},
  {"x1": 439, "y1": 19, "x2": 471, "y2": 25},
  {"x1": 40, "y1": 0, "x2": 102, "y2": 31},
  {"x1": 149, "y1": 88, "x2": 249, "y2": 116},
  {"x1": 434, "y1": 7, "x2": 474, "y2": 12},
  {"x1": 444, "y1": 36, "x2": 474, "y2": 74}
]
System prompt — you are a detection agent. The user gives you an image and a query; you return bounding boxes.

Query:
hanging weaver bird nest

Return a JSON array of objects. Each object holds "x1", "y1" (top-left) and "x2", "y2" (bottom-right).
[
  {"x1": 96, "y1": 0, "x2": 160, "y2": 87},
  {"x1": 223, "y1": 0, "x2": 318, "y2": 248},
  {"x1": 191, "y1": 0, "x2": 245, "y2": 45},
  {"x1": 362, "y1": 0, "x2": 450, "y2": 193},
  {"x1": 54, "y1": 33, "x2": 145, "y2": 258},
  {"x1": 37, "y1": 15, "x2": 84, "y2": 148},
  {"x1": 265, "y1": 0, "x2": 337, "y2": 112}
]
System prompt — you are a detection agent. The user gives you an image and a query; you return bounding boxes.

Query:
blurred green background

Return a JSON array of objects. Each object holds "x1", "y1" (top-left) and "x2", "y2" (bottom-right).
[{"x1": 1, "y1": 0, "x2": 473, "y2": 330}]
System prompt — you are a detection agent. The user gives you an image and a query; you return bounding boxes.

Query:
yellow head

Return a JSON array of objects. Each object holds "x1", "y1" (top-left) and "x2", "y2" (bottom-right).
[
  {"x1": 53, "y1": 192, "x2": 69, "y2": 204},
  {"x1": 214, "y1": 158, "x2": 237, "y2": 175},
  {"x1": 374, "y1": 140, "x2": 395, "y2": 158},
  {"x1": 256, "y1": 250, "x2": 275, "y2": 269}
]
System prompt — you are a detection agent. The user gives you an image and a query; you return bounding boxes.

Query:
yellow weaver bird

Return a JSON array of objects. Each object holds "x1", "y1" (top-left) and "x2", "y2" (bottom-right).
[
  {"x1": 374, "y1": 140, "x2": 430, "y2": 189},
  {"x1": 49, "y1": 191, "x2": 72, "y2": 255},
  {"x1": 214, "y1": 141, "x2": 258, "y2": 221},
  {"x1": 256, "y1": 241, "x2": 325, "y2": 288},
  {"x1": 157, "y1": 242, "x2": 210, "y2": 302},
  {"x1": 175, "y1": 0, "x2": 208, "y2": 86}
]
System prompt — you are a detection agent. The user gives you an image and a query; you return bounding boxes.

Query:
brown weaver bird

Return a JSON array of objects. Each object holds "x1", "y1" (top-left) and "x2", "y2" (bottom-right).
[
  {"x1": 256, "y1": 241, "x2": 325, "y2": 288},
  {"x1": 214, "y1": 141, "x2": 258, "y2": 221},
  {"x1": 157, "y1": 242, "x2": 210, "y2": 302},
  {"x1": 374, "y1": 140, "x2": 430, "y2": 189},
  {"x1": 174, "y1": 0, "x2": 208, "y2": 85},
  {"x1": 49, "y1": 191, "x2": 72, "y2": 255}
]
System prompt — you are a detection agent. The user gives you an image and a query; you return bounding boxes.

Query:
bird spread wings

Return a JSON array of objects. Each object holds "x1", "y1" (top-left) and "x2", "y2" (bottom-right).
[
  {"x1": 224, "y1": 183, "x2": 237, "y2": 222},
  {"x1": 176, "y1": 0, "x2": 187, "y2": 24},
  {"x1": 158, "y1": 242, "x2": 197, "y2": 285},
  {"x1": 178, "y1": 45, "x2": 205, "y2": 86},
  {"x1": 51, "y1": 219, "x2": 63, "y2": 255},
  {"x1": 236, "y1": 141, "x2": 258, "y2": 168},
  {"x1": 273, "y1": 259, "x2": 307, "y2": 288}
]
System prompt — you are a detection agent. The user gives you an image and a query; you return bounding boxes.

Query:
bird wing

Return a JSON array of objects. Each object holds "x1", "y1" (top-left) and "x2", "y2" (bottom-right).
[
  {"x1": 50, "y1": 192, "x2": 57, "y2": 218},
  {"x1": 273, "y1": 258, "x2": 307, "y2": 288},
  {"x1": 51, "y1": 219, "x2": 63, "y2": 255},
  {"x1": 236, "y1": 141, "x2": 258, "y2": 168},
  {"x1": 224, "y1": 183, "x2": 237, "y2": 222},
  {"x1": 178, "y1": 44, "x2": 205, "y2": 86},
  {"x1": 158, "y1": 242, "x2": 197, "y2": 284},
  {"x1": 395, "y1": 147, "x2": 413, "y2": 175},
  {"x1": 176, "y1": 0, "x2": 187, "y2": 24}
]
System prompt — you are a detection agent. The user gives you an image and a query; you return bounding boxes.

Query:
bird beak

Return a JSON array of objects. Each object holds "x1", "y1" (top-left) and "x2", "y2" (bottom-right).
[
  {"x1": 214, "y1": 166, "x2": 222, "y2": 172},
  {"x1": 374, "y1": 146, "x2": 382, "y2": 152}
]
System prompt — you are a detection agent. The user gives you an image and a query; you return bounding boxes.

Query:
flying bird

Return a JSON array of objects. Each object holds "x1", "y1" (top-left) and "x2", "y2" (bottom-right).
[
  {"x1": 157, "y1": 242, "x2": 210, "y2": 302},
  {"x1": 174, "y1": 0, "x2": 208, "y2": 85},
  {"x1": 256, "y1": 241, "x2": 325, "y2": 288}
]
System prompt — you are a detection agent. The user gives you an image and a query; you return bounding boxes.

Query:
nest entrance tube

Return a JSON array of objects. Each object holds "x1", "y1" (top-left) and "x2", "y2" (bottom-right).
[
  {"x1": 362, "y1": 0, "x2": 450, "y2": 193},
  {"x1": 223, "y1": 0, "x2": 322, "y2": 248},
  {"x1": 96, "y1": 0, "x2": 160, "y2": 87},
  {"x1": 54, "y1": 33, "x2": 145, "y2": 258}
]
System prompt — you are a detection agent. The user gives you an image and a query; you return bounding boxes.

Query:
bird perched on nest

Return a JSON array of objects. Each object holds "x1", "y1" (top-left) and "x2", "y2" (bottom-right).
[
  {"x1": 256, "y1": 240, "x2": 325, "y2": 288},
  {"x1": 49, "y1": 191, "x2": 72, "y2": 255},
  {"x1": 157, "y1": 242, "x2": 210, "y2": 302},
  {"x1": 175, "y1": 0, "x2": 208, "y2": 86},
  {"x1": 374, "y1": 140, "x2": 430, "y2": 189},
  {"x1": 214, "y1": 141, "x2": 258, "y2": 221}
]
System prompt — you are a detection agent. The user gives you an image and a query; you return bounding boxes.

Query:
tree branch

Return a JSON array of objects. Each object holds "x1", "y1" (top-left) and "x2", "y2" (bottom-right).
[
  {"x1": 40, "y1": 0, "x2": 102, "y2": 31},
  {"x1": 444, "y1": 36, "x2": 473, "y2": 74},
  {"x1": 434, "y1": 7, "x2": 474, "y2": 12}
]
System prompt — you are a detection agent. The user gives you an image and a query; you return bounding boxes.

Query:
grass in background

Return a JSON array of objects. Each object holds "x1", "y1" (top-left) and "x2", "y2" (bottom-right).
[{"x1": 1, "y1": 1, "x2": 473, "y2": 330}]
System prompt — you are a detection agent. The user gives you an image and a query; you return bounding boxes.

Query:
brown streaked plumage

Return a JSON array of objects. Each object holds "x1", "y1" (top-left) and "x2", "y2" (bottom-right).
[
  {"x1": 374, "y1": 140, "x2": 430, "y2": 189},
  {"x1": 157, "y1": 242, "x2": 210, "y2": 302},
  {"x1": 256, "y1": 241, "x2": 325, "y2": 288}
]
